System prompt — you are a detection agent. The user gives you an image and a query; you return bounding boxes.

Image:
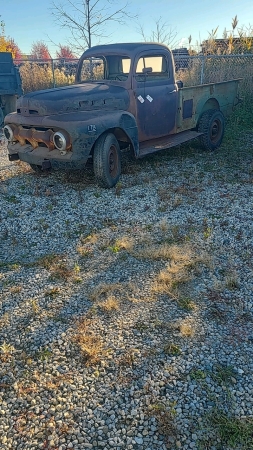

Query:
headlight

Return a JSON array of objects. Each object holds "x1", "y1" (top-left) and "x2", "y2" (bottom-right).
[
  {"x1": 53, "y1": 132, "x2": 67, "y2": 152},
  {"x1": 3, "y1": 125, "x2": 14, "y2": 141}
]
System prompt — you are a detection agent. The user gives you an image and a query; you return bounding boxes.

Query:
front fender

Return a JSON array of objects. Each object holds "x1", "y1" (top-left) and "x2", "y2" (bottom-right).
[{"x1": 72, "y1": 110, "x2": 139, "y2": 160}]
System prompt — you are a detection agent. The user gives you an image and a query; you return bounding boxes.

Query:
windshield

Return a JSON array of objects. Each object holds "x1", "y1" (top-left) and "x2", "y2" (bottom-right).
[{"x1": 79, "y1": 55, "x2": 131, "y2": 82}]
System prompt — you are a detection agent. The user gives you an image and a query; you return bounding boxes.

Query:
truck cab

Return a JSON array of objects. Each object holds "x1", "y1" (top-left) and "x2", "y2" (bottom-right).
[{"x1": 76, "y1": 43, "x2": 178, "y2": 141}]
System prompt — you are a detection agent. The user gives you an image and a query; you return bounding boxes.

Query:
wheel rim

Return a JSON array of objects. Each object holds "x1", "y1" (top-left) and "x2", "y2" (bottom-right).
[
  {"x1": 108, "y1": 144, "x2": 118, "y2": 177},
  {"x1": 210, "y1": 118, "x2": 222, "y2": 144}
]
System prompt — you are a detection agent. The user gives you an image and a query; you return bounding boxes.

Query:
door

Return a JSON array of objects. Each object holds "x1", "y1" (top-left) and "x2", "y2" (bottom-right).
[{"x1": 133, "y1": 52, "x2": 177, "y2": 141}]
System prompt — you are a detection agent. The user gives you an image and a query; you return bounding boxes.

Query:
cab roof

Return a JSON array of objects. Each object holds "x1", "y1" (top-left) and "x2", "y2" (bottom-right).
[{"x1": 82, "y1": 42, "x2": 170, "y2": 57}]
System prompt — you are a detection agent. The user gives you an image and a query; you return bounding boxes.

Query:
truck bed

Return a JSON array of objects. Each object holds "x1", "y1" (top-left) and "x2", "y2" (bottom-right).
[{"x1": 176, "y1": 79, "x2": 241, "y2": 133}]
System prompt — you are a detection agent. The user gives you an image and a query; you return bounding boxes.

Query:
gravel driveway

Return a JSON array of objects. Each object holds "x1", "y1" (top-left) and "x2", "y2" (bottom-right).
[{"x1": 1, "y1": 130, "x2": 253, "y2": 450}]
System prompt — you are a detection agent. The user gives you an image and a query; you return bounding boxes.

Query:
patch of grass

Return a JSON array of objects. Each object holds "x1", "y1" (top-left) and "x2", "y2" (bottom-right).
[
  {"x1": 72, "y1": 318, "x2": 104, "y2": 365},
  {"x1": 225, "y1": 275, "x2": 240, "y2": 290},
  {"x1": 4, "y1": 194, "x2": 20, "y2": 204},
  {"x1": 134, "y1": 321, "x2": 150, "y2": 332},
  {"x1": 34, "y1": 253, "x2": 60, "y2": 270},
  {"x1": 89, "y1": 282, "x2": 123, "y2": 302},
  {"x1": 189, "y1": 369, "x2": 206, "y2": 381},
  {"x1": 157, "y1": 187, "x2": 171, "y2": 203},
  {"x1": 99, "y1": 295, "x2": 120, "y2": 312},
  {"x1": 148, "y1": 401, "x2": 177, "y2": 443},
  {"x1": 163, "y1": 343, "x2": 181, "y2": 356},
  {"x1": 9, "y1": 285, "x2": 22, "y2": 294},
  {"x1": 179, "y1": 321, "x2": 195, "y2": 337},
  {"x1": 203, "y1": 408, "x2": 253, "y2": 449},
  {"x1": 212, "y1": 364, "x2": 236, "y2": 385},
  {"x1": 45, "y1": 287, "x2": 61, "y2": 298},
  {"x1": 30, "y1": 299, "x2": 40, "y2": 314},
  {"x1": 177, "y1": 296, "x2": 196, "y2": 310},
  {"x1": 36, "y1": 347, "x2": 52, "y2": 362},
  {"x1": 76, "y1": 245, "x2": 93, "y2": 258},
  {"x1": 115, "y1": 181, "x2": 123, "y2": 196}
]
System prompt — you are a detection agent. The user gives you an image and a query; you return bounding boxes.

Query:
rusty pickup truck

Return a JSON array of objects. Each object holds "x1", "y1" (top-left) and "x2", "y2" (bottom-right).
[{"x1": 4, "y1": 43, "x2": 240, "y2": 187}]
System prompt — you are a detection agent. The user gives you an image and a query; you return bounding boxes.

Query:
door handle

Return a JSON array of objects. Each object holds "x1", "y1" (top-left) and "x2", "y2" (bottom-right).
[{"x1": 168, "y1": 89, "x2": 176, "y2": 94}]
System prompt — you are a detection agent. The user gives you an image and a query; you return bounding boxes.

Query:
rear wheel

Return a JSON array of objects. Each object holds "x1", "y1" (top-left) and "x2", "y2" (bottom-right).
[
  {"x1": 197, "y1": 109, "x2": 225, "y2": 151},
  {"x1": 93, "y1": 133, "x2": 121, "y2": 188}
]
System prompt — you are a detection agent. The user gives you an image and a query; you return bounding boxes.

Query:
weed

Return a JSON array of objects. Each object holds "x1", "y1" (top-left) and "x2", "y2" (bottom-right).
[
  {"x1": 45, "y1": 287, "x2": 61, "y2": 298},
  {"x1": 159, "y1": 219, "x2": 168, "y2": 233},
  {"x1": 76, "y1": 245, "x2": 93, "y2": 258},
  {"x1": 190, "y1": 369, "x2": 206, "y2": 380},
  {"x1": 212, "y1": 364, "x2": 236, "y2": 385},
  {"x1": 0, "y1": 341, "x2": 15, "y2": 355},
  {"x1": 4, "y1": 194, "x2": 20, "y2": 204},
  {"x1": 9, "y1": 285, "x2": 22, "y2": 294},
  {"x1": 225, "y1": 275, "x2": 240, "y2": 290},
  {"x1": 179, "y1": 321, "x2": 195, "y2": 337},
  {"x1": 177, "y1": 296, "x2": 195, "y2": 310},
  {"x1": 134, "y1": 321, "x2": 150, "y2": 332},
  {"x1": 35, "y1": 253, "x2": 60, "y2": 270},
  {"x1": 31, "y1": 299, "x2": 40, "y2": 314},
  {"x1": 118, "y1": 349, "x2": 139, "y2": 367},
  {"x1": 94, "y1": 191, "x2": 101, "y2": 198},
  {"x1": 115, "y1": 181, "x2": 123, "y2": 196},
  {"x1": 204, "y1": 408, "x2": 253, "y2": 448},
  {"x1": 157, "y1": 187, "x2": 171, "y2": 202},
  {"x1": 164, "y1": 343, "x2": 181, "y2": 356},
  {"x1": 148, "y1": 400, "x2": 177, "y2": 442},
  {"x1": 72, "y1": 318, "x2": 104, "y2": 365},
  {"x1": 108, "y1": 244, "x2": 121, "y2": 253},
  {"x1": 99, "y1": 295, "x2": 119, "y2": 312},
  {"x1": 89, "y1": 282, "x2": 123, "y2": 302},
  {"x1": 36, "y1": 347, "x2": 52, "y2": 362}
]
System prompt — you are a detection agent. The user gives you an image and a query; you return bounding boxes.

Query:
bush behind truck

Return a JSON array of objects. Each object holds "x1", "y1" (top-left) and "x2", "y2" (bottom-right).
[{"x1": 4, "y1": 43, "x2": 241, "y2": 187}]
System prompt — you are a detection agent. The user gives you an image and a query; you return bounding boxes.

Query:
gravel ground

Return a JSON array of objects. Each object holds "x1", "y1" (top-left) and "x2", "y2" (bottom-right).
[{"x1": 1, "y1": 131, "x2": 253, "y2": 450}]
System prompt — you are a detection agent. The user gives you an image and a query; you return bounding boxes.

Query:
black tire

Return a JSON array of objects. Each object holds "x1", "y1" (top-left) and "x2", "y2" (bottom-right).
[
  {"x1": 197, "y1": 109, "x2": 225, "y2": 151},
  {"x1": 93, "y1": 133, "x2": 121, "y2": 188},
  {"x1": 29, "y1": 164, "x2": 50, "y2": 174},
  {"x1": 30, "y1": 164, "x2": 43, "y2": 173},
  {"x1": 0, "y1": 108, "x2": 4, "y2": 129}
]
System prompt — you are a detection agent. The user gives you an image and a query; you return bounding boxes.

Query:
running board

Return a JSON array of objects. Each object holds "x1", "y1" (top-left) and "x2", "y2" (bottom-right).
[{"x1": 138, "y1": 130, "x2": 203, "y2": 158}]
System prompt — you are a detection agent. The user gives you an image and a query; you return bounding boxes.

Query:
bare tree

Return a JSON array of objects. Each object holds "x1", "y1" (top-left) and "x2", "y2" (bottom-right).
[
  {"x1": 51, "y1": 0, "x2": 132, "y2": 54},
  {"x1": 138, "y1": 16, "x2": 178, "y2": 48}
]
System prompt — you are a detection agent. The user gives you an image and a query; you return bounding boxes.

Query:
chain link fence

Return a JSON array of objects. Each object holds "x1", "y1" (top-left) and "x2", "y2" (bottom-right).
[
  {"x1": 15, "y1": 54, "x2": 253, "y2": 97},
  {"x1": 173, "y1": 54, "x2": 253, "y2": 96}
]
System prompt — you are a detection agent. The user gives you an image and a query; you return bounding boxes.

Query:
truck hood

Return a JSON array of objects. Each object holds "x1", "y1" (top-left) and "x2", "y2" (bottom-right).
[{"x1": 16, "y1": 82, "x2": 129, "y2": 117}]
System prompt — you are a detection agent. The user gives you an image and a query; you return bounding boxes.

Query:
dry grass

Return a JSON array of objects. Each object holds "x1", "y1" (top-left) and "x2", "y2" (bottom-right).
[
  {"x1": 98, "y1": 295, "x2": 120, "y2": 312},
  {"x1": 89, "y1": 282, "x2": 123, "y2": 302},
  {"x1": 179, "y1": 320, "x2": 195, "y2": 337},
  {"x1": 72, "y1": 318, "x2": 104, "y2": 365},
  {"x1": 9, "y1": 285, "x2": 22, "y2": 294},
  {"x1": 20, "y1": 62, "x2": 75, "y2": 94},
  {"x1": 115, "y1": 236, "x2": 134, "y2": 251},
  {"x1": 150, "y1": 245, "x2": 198, "y2": 297}
]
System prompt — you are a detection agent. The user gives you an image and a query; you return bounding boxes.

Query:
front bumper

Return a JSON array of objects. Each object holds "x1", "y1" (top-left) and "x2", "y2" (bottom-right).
[{"x1": 7, "y1": 142, "x2": 88, "y2": 170}]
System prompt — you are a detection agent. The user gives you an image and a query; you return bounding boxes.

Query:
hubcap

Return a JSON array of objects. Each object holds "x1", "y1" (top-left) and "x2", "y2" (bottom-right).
[
  {"x1": 210, "y1": 119, "x2": 222, "y2": 143},
  {"x1": 108, "y1": 145, "x2": 118, "y2": 177}
]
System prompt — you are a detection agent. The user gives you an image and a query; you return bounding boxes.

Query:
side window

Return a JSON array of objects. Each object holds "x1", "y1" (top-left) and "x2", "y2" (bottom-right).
[{"x1": 135, "y1": 54, "x2": 169, "y2": 81}]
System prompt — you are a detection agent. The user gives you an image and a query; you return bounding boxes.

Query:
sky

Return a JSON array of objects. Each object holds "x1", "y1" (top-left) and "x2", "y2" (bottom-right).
[{"x1": 1, "y1": 0, "x2": 253, "y2": 57}]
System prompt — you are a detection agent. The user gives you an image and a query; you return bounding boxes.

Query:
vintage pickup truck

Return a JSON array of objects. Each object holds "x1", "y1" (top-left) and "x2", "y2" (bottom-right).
[{"x1": 4, "y1": 43, "x2": 240, "y2": 187}]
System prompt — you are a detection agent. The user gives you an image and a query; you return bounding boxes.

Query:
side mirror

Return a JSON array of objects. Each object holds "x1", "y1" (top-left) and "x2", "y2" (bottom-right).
[
  {"x1": 142, "y1": 67, "x2": 153, "y2": 74},
  {"x1": 176, "y1": 80, "x2": 183, "y2": 88}
]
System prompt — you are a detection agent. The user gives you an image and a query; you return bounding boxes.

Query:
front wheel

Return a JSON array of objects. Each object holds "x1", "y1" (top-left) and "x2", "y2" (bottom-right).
[
  {"x1": 197, "y1": 109, "x2": 225, "y2": 151},
  {"x1": 93, "y1": 133, "x2": 121, "y2": 188}
]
